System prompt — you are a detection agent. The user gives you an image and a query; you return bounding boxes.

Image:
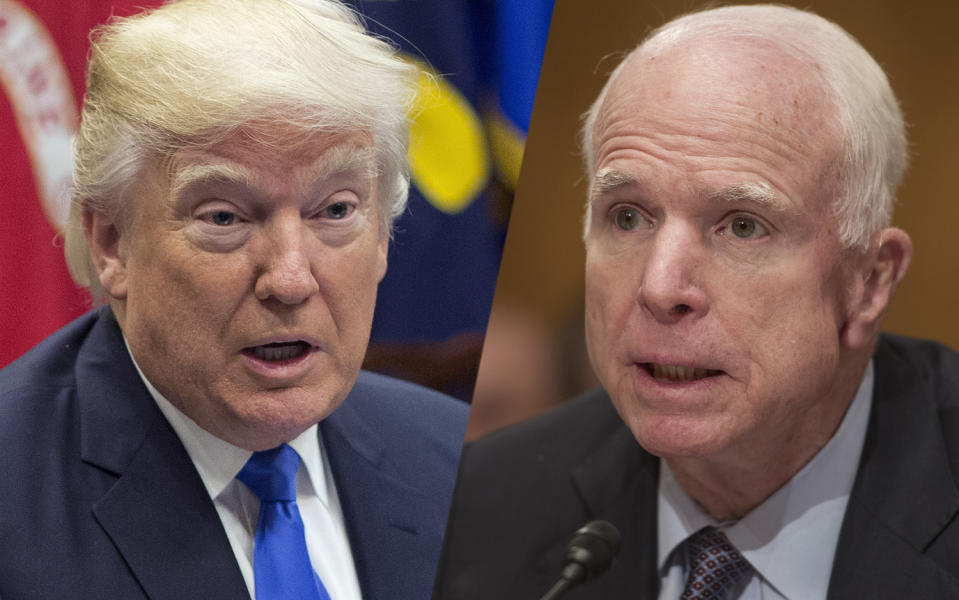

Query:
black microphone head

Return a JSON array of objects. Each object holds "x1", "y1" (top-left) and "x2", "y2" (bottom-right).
[{"x1": 564, "y1": 520, "x2": 621, "y2": 581}]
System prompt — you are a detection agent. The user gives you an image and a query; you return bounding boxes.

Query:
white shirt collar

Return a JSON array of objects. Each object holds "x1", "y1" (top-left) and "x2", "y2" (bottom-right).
[
  {"x1": 123, "y1": 337, "x2": 331, "y2": 507},
  {"x1": 658, "y1": 360, "x2": 875, "y2": 599}
]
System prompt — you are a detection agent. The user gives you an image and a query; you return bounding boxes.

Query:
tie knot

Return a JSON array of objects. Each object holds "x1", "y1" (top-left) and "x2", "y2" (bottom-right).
[
  {"x1": 237, "y1": 444, "x2": 300, "y2": 502},
  {"x1": 681, "y1": 528, "x2": 752, "y2": 600}
]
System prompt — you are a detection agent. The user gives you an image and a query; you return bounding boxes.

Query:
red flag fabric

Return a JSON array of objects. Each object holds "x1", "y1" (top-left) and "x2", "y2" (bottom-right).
[{"x1": 0, "y1": 0, "x2": 160, "y2": 367}]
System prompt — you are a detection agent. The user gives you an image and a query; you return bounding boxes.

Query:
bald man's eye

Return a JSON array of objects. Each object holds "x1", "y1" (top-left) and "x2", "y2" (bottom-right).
[
  {"x1": 726, "y1": 216, "x2": 768, "y2": 239},
  {"x1": 614, "y1": 207, "x2": 641, "y2": 231}
]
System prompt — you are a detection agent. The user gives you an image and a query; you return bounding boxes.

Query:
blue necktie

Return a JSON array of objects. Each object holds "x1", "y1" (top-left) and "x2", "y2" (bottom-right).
[{"x1": 237, "y1": 444, "x2": 331, "y2": 600}]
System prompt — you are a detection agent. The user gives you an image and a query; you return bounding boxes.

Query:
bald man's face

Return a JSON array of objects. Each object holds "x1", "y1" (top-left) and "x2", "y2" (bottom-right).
[{"x1": 584, "y1": 40, "x2": 865, "y2": 465}]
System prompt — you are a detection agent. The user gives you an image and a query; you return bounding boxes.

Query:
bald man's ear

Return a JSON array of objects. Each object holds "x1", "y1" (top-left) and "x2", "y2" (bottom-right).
[
  {"x1": 841, "y1": 228, "x2": 913, "y2": 349},
  {"x1": 83, "y1": 207, "x2": 129, "y2": 300}
]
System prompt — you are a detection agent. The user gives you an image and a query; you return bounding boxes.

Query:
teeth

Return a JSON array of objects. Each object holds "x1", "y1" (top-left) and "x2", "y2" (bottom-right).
[
  {"x1": 251, "y1": 342, "x2": 308, "y2": 362},
  {"x1": 650, "y1": 363, "x2": 713, "y2": 382}
]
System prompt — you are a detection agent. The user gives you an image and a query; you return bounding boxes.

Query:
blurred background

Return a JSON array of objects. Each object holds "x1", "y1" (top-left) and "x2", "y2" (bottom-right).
[{"x1": 466, "y1": 0, "x2": 959, "y2": 439}]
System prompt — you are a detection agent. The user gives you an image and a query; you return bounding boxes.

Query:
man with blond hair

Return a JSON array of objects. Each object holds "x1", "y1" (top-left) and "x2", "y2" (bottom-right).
[
  {"x1": 437, "y1": 4, "x2": 959, "y2": 599},
  {"x1": 0, "y1": 1, "x2": 466, "y2": 599}
]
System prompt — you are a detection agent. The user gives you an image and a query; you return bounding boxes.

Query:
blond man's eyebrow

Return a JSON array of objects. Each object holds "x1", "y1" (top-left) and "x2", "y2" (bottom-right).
[
  {"x1": 168, "y1": 142, "x2": 378, "y2": 200},
  {"x1": 311, "y1": 142, "x2": 377, "y2": 181},
  {"x1": 169, "y1": 163, "x2": 256, "y2": 200}
]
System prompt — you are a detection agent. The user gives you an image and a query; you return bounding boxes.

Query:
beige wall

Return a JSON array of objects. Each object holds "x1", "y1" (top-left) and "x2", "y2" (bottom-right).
[{"x1": 470, "y1": 0, "x2": 959, "y2": 438}]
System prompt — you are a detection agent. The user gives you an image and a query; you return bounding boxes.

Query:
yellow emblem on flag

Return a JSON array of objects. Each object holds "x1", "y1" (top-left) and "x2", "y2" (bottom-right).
[
  {"x1": 486, "y1": 108, "x2": 526, "y2": 191},
  {"x1": 407, "y1": 57, "x2": 489, "y2": 215}
]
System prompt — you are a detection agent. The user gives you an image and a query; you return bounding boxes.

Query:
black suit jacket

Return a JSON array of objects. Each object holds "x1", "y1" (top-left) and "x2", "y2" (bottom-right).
[
  {"x1": 0, "y1": 308, "x2": 468, "y2": 600},
  {"x1": 435, "y1": 335, "x2": 959, "y2": 599}
]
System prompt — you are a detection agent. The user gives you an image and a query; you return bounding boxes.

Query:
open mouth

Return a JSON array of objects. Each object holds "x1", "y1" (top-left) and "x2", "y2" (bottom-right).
[
  {"x1": 642, "y1": 363, "x2": 722, "y2": 383},
  {"x1": 243, "y1": 341, "x2": 313, "y2": 363}
]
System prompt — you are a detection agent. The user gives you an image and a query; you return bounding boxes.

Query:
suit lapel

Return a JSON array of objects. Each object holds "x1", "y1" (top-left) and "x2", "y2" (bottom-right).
[
  {"x1": 526, "y1": 395, "x2": 660, "y2": 599},
  {"x1": 572, "y1": 422, "x2": 660, "y2": 599},
  {"x1": 828, "y1": 339, "x2": 959, "y2": 598},
  {"x1": 77, "y1": 310, "x2": 249, "y2": 600},
  {"x1": 321, "y1": 396, "x2": 436, "y2": 600}
]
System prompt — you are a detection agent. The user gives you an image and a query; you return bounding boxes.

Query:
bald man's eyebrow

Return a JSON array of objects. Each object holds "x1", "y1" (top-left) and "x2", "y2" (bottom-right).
[
  {"x1": 710, "y1": 183, "x2": 797, "y2": 216},
  {"x1": 590, "y1": 171, "x2": 797, "y2": 218},
  {"x1": 591, "y1": 168, "x2": 640, "y2": 199}
]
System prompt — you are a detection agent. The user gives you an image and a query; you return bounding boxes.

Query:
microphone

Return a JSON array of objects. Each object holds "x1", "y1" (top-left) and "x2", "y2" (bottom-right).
[{"x1": 539, "y1": 520, "x2": 621, "y2": 600}]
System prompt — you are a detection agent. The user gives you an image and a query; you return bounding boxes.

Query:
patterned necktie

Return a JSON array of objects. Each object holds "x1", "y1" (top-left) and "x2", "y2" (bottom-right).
[
  {"x1": 237, "y1": 444, "x2": 331, "y2": 600},
  {"x1": 681, "y1": 528, "x2": 752, "y2": 600}
]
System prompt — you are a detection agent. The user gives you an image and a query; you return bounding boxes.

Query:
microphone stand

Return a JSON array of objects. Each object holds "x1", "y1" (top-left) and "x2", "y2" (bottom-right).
[{"x1": 539, "y1": 563, "x2": 586, "y2": 600}]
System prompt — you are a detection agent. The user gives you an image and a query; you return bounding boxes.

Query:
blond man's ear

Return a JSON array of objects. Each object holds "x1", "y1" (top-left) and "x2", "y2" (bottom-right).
[{"x1": 83, "y1": 207, "x2": 129, "y2": 302}]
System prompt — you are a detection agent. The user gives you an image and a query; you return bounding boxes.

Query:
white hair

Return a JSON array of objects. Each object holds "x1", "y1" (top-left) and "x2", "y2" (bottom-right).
[
  {"x1": 65, "y1": 0, "x2": 417, "y2": 296},
  {"x1": 581, "y1": 4, "x2": 907, "y2": 250}
]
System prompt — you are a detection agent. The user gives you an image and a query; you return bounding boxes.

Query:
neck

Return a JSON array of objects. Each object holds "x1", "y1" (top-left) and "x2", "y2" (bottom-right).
[{"x1": 666, "y1": 352, "x2": 871, "y2": 521}]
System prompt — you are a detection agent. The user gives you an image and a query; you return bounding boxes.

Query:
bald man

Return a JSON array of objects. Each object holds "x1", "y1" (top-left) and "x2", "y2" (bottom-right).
[{"x1": 436, "y1": 5, "x2": 959, "y2": 599}]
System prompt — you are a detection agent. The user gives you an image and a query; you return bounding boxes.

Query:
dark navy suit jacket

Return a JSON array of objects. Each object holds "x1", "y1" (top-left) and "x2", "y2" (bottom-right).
[
  {"x1": 436, "y1": 335, "x2": 959, "y2": 599},
  {"x1": 0, "y1": 308, "x2": 468, "y2": 600}
]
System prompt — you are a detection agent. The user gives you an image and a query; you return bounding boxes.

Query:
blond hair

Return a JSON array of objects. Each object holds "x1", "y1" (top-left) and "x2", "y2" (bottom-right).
[{"x1": 65, "y1": 0, "x2": 417, "y2": 296}]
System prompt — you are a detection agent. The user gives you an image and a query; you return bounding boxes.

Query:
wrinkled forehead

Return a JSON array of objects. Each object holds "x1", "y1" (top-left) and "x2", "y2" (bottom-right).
[
  {"x1": 160, "y1": 126, "x2": 377, "y2": 185},
  {"x1": 110, "y1": 127, "x2": 381, "y2": 229},
  {"x1": 197, "y1": 121, "x2": 376, "y2": 168},
  {"x1": 594, "y1": 35, "x2": 843, "y2": 168}
]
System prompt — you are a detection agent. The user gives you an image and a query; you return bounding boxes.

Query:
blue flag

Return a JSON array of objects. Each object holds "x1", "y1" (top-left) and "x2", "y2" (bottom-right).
[{"x1": 349, "y1": 0, "x2": 553, "y2": 345}]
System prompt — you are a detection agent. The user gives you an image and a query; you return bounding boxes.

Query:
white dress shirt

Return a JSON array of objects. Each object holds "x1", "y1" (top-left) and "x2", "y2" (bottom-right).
[
  {"x1": 657, "y1": 361, "x2": 875, "y2": 600},
  {"x1": 126, "y1": 343, "x2": 363, "y2": 600}
]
